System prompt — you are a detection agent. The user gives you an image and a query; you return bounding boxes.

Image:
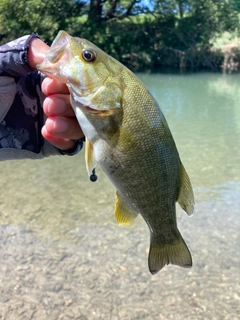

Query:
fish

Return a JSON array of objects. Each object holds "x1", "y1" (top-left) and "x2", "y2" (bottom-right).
[{"x1": 37, "y1": 31, "x2": 195, "y2": 275}]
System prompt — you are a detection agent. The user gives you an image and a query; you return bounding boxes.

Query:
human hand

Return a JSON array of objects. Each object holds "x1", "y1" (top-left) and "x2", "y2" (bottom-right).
[{"x1": 28, "y1": 37, "x2": 84, "y2": 151}]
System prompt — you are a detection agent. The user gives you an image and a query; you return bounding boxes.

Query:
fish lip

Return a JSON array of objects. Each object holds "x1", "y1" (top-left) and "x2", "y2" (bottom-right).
[
  {"x1": 37, "y1": 65, "x2": 65, "y2": 82},
  {"x1": 82, "y1": 106, "x2": 110, "y2": 114},
  {"x1": 37, "y1": 68, "x2": 53, "y2": 77}
]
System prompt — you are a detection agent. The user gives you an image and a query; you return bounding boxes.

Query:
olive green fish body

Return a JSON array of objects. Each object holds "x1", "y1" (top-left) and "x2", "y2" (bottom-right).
[
  {"x1": 38, "y1": 31, "x2": 194, "y2": 274},
  {"x1": 87, "y1": 78, "x2": 192, "y2": 274}
]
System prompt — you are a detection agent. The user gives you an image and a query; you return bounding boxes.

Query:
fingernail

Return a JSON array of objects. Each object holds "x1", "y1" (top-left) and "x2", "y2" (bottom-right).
[
  {"x1": 55, "y1": 117, "x2": 69, "y2": 133},
  {"x1": 46, "y1": 117, "x2": 68, "y2": 133},
  {"x1": 45, "y1": 97, "x2": 66, "y2": 115}
]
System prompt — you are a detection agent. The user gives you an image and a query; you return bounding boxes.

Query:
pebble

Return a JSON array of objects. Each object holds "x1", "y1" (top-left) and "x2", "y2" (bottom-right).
[
  {"x1": 0, "y1": 199, "x2": 239, "y2": 320},
  {"x1": 65, "y1": 299, "x2": 73, "y2": 306},
  {"x1": 54, "y1": 283, "x2": 63, "y2": 292},
  {"x1": 54, "y1": 299, "x2": 65, "y2": 306}
]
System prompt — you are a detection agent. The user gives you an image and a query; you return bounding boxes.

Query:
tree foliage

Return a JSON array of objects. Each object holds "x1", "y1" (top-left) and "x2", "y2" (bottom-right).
[
  {"x1": 0, "y1": 0, "x2": 84, "y2": 43},
  {"x1": 0, "y1": 0, "x2": 239, "y2": 70}
]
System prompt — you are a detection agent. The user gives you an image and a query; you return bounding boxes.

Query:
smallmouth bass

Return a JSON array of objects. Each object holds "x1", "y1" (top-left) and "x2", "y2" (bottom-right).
[{"x1": 38, "y1": 31, "x2": 195, "y2": 275}]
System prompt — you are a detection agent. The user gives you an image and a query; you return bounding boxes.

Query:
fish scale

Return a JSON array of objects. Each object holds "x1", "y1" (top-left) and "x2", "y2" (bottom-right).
[{"x1": 38, "y1": 30, "x2": 195, "y2": 275}]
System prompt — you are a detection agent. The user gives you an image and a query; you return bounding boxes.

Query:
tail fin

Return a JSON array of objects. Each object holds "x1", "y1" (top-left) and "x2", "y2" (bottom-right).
[{"x1": 148, "y1": 231, "x2": 192, "y2": 275}]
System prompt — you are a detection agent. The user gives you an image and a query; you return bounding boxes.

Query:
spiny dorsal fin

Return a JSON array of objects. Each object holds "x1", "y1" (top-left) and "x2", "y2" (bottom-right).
[
  {"x1": 114, "y1": 192, "x2": 139, "y2": 226},
  {"x1": 177, "y1": 162, "x2": 195, "y2": 216}
]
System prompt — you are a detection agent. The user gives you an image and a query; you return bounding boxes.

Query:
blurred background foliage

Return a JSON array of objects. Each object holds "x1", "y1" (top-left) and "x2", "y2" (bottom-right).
[{"x1": 0, "y1": 0, "x2": 240, "y2": 71}]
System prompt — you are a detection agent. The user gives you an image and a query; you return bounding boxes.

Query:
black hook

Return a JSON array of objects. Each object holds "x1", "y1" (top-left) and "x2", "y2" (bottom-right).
[{"x1": 90, "y1": 168, "x2": 98, "y2": 182}]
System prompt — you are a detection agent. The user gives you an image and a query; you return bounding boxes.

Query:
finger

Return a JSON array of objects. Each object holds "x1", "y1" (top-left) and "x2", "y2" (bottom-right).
[
  {"x1": 42, "y1": 126, "x2": 76, "y2": 151},
  {"x1": 42, "y1": 77, "x2": 69, "y2": 95},
  {"x1": 44, "y1": 116, "x2": 84, "y2": 141},
  {"x1": 28, "y1": 38, "x2": 49, "y2": 69},
  {"x1": 43, "y1": 95, "x2": 75, "y2": 117}
]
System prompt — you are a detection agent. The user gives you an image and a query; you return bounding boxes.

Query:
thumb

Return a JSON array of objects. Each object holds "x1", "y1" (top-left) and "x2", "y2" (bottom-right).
[{"x1": 28, "y1": 37, "x2": 49, "y2": 69}]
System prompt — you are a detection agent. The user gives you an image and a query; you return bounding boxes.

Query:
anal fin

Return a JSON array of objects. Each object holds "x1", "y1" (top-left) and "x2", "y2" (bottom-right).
[{"x1": 114, "y1": 192, "x2": 138, "y2": 226}]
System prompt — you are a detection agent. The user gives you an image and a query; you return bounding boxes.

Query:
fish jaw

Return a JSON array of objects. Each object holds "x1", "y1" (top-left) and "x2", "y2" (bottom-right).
[
  {"x1": 42, "y1": 30, "x2": 71, "y2": 65},
  {"x1": 37, "y1": 34, "x2": 87, "y2": 86},
  {"x1": 69, "y1": 81, "x2": 122, "y2": 114},
  {"x1": 37, "y1": 31, "x2": 72, "y2": 82},
  {"x1": 37, "y1": 30, "x2": 123, "y2": 114}
]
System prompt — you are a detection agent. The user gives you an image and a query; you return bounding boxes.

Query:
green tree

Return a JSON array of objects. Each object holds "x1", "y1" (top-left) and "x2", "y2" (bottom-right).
[
  {"x1": 149, "y1": 0, "x2": 239, "y2": 58},
  {"x1": 233, "y1": 0, "x2": 240, "y2": 11},
  {"x1": 0, "y1": 0, "x2": 239, "y2": 71},
  {"x1": 0, "y1": 0, "x2": 84, "y2": 44},
  {"x1": 87, "y1": 0, "x2": 146, "y2": 23}
]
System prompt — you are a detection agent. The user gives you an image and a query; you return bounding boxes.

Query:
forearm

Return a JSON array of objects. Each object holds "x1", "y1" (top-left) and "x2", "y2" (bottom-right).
[
  {"x1": 0, "y1": 34, "x2": 39, "y2": 124},
  {"x1": 0, "y1": 34, "x2": 40, "y2": 77}
]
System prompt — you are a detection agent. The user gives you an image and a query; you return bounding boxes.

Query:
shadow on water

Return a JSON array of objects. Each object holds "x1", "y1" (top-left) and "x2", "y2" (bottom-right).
[{"x1": 0, "y1": 73, "x2": 239, "y2": 319}]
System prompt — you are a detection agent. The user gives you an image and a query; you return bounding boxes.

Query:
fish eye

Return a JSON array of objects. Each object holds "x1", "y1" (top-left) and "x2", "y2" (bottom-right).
[{"x1": 82, "y1": 49, "x2": 96, "y2": 62}]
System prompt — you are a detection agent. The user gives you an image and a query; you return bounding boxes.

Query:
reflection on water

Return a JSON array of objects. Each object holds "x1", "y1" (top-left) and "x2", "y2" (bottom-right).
[{"x1": 0, "y1": 73, "x2": 239, "y2": 319}]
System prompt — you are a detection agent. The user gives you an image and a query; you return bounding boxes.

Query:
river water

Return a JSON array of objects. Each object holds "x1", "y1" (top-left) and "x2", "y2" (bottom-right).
[{"x1": 0, "y1": 73, "x2": 239, "y2": 319}]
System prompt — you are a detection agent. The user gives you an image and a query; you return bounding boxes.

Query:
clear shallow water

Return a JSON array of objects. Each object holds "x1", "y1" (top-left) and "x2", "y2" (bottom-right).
[{"x1": 0, "y1": 73, "x2": 239, "y2": 319}]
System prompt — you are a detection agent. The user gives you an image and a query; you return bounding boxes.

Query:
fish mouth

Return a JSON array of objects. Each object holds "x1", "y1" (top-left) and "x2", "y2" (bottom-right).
[
  {"x1": 82, "y1": 106, "x2": 111, "y2": 114},
  {"x1": 37, "y1": 66, "x2": 68, "y2": 83}
]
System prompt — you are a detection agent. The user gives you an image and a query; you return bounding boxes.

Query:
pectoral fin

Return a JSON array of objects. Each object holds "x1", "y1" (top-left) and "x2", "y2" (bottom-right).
[
  {"x1": 85, "y1": 138, "x2": 97, "y2": 178},
  {"x1": 177, "y1": 163, "x2": 195, "y2": 215},
  {"x1": 114, "y1": 192, "x2": 138, "y2": 226}
]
